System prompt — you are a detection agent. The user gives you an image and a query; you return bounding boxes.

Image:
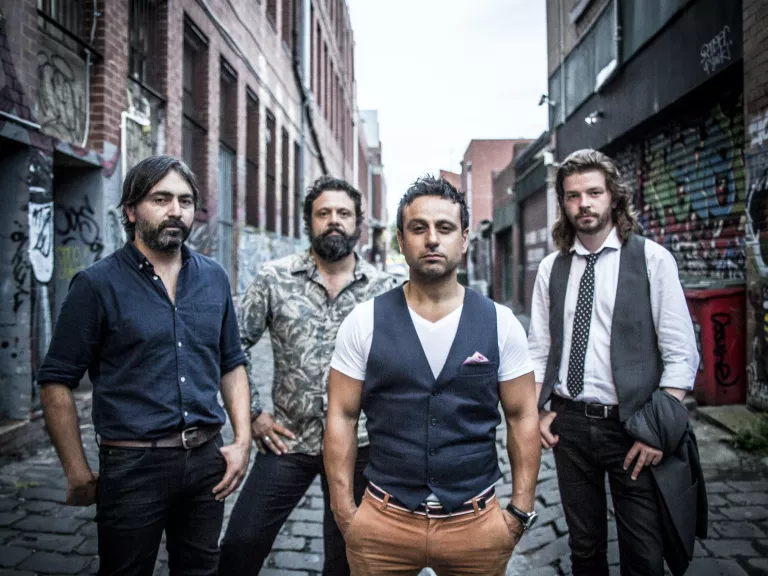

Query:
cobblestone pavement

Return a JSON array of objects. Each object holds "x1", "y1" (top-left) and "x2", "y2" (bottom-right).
[{"x1": 1, "y1": 337, "x2": 768, "y2": 575}]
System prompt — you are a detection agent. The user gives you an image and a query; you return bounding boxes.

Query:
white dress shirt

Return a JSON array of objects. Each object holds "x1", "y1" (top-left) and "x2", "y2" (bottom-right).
[{"x1": 528, "y1": 227, "x2": 699, "y2": 405}]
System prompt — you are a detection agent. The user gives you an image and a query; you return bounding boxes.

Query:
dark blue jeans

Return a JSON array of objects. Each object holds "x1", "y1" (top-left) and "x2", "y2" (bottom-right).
[
  {"x1": 551, "y1": 407, "x2": 664, "y2": 576},
  {"x1": 219, "y1": 446, "x2": 369, "y2": 575},
  {"x1": 95, "y1": 435, "x2": 226, "y2": 576}
]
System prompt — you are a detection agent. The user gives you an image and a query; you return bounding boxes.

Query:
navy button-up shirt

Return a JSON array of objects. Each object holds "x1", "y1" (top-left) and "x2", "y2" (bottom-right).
[{"x1": 37, "y1": 242, "x2": 247, "y2": 440}]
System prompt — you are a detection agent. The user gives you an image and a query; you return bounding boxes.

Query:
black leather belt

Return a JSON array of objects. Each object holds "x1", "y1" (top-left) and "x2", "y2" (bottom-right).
[
  {"x1": 366, "y1": 482, "x2": 496, "y2": 517},
  {"x1": 551, "y1": 395, "x2": 619, "y2": 420},
  {"x1": 100, "y1": 425, "x2": 221, "y2": 449}
]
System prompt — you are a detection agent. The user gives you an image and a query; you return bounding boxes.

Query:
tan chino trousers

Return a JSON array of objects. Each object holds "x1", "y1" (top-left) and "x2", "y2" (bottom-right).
[{"x1": 345, "y1": 490, "x2": 517, "y2": 576}]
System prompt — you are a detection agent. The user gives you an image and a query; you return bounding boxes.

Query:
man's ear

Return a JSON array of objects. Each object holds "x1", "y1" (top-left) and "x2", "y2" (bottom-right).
[{"x1": 396, "y1": 229, "x2": 404, "y2": 254}]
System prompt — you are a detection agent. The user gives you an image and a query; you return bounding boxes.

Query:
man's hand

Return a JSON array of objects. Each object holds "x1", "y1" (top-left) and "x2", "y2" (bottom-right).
[
  {"x1": 539, "y1": 410, "x2": 559, "y2": 449},
  {"x1": 66, "y1": 471, "x2": 98, "y2": 506},
  {"x1": 213, "y1": 441, "x2": 250, "y2": 501},
  {"x1": 252, "y1": 412, "x2": 296, "y2": 455},
  {"x1": 623, "y1": 440, "x2": 662, "y2": 480},
  {"x1": 333, "y1": 502, "x2": 358, "y2": 538},
  {"x1": 501, "y1": 510, "x2": 524, "y2": 545}
]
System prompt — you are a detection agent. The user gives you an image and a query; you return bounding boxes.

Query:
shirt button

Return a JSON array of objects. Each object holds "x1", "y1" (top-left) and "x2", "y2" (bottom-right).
[
  {"x1": 178, "y1": 342, "x2": 182, "y2": 347},
  {"x1": 180, "y1": 377, "x2": 186, "y2": 383},
  {"x1": 153, "y1": 275, "x2": 159, "y2": 280},
  {"x1": 184, "y1": 411, "x2": 189, "y2": 417},
  {"x1": 430, "y1": 418, "x2": 437, "y2": 426},
  {"x1": 429, "y1": 448, "x2": 436, "y2": 456},
  {"x1": 432, "y1": 389, "x2": 438, "y2": 396},
  {"x1": 429, "y1": 477, "x2": 436, "y2": 485}
]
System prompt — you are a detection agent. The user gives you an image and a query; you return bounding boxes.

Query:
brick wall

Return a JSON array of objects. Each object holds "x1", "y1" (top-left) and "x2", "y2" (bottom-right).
[
  {"x1": 0, "y1": 2, "x2": 39, "y2": 123},
  {"x1": 744, "y1": 0, "x2": 768, "y2": 409}
]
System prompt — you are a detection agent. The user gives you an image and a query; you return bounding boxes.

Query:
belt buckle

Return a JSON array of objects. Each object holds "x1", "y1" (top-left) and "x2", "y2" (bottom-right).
[
  {"x1": 585, "y1": 404, "x2": 608, "y2": 419},
  {"x1": 181, "y1": 427, "x2": 200, "y2": 449}
]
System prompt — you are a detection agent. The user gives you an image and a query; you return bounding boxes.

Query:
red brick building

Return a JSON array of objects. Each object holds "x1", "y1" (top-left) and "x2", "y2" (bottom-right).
[{"x1": 0, "y1": 0, "x2": 369, "y2": 423}]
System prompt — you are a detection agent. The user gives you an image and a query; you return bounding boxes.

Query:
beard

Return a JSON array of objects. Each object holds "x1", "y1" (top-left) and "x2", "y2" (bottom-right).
[
  {"x1": 570, "y1": 208, "x2": 612, "y2": 235},
  {"x1": 411, "y1": 253, "x2": 461, "y2": 282},
  {"x1": 310, "y1": 225, "x2": 360, "y2": 262},
  {"x1": 135, "y1": 217, "x2": 191, "y2": 253}
]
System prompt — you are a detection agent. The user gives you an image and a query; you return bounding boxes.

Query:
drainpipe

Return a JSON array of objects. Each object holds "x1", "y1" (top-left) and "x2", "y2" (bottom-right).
[
  {"x1": 80, "y1": 0, "x2": 99, "y2": 148},
  {"x1": 292, "y1": 0, "x2": 327, "y2": 175}
]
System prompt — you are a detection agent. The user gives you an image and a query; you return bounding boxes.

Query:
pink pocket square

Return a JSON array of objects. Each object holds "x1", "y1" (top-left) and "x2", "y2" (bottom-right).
[{"x1": 463, "y1": 352, "x2": 489, "y2": 365}]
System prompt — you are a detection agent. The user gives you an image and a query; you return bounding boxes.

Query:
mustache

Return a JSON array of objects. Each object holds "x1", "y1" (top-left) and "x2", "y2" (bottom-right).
[
  {"x1": 160, "y1": 219, "x2": 188, "y2": 232},
  {"x1": 322, "y1": 226, "x2": 347, "y2": 237}
]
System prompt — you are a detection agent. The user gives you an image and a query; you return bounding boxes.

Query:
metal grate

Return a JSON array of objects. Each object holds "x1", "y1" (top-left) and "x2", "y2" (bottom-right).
[
  {"x1": 129, "y1": 0, "x2": 162, "y2": 91},
  {"x1": 37, "y1": 0, "x2": 84, "y2": 39}
]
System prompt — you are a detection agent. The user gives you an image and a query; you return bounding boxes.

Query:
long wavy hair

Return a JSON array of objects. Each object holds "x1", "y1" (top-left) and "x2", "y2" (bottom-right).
[{"x1": 552, "y1": 149, "x2": 641, "y2": 254}]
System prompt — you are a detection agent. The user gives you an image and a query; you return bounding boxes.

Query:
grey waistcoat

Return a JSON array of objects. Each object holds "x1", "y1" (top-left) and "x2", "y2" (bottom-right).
[{"x1": 537, "y1": 233, "x2": 662, "y2": 421}]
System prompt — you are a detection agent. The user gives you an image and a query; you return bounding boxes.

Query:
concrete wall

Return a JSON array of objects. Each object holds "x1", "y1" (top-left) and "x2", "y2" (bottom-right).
[{"x1": 744, "y1": 0, "x2": 768, "y2": 409}]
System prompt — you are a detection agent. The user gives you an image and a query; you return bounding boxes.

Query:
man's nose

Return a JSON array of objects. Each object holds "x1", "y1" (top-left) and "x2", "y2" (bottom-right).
[
  {"x1": 167, "y1": 197, "x2": 182, "y2": 216},
  {"x1": 426, "y1": 227, "x2": 439, "y2": 246}
]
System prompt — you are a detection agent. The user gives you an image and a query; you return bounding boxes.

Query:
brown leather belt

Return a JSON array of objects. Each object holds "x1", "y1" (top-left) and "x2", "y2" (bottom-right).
[{"x1": 100, "y1": 426, "x2": 221, "y2": 450}]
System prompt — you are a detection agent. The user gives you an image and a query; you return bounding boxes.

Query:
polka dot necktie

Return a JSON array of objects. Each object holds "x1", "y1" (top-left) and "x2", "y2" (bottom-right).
[{"x1": 566, "y1": 252, "x2": 600, "y2": 399}]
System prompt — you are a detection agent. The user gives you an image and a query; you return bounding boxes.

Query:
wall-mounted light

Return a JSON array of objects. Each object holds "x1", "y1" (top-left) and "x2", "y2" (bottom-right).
[
  {"x1": 538, "y1": 94, "x2": 557, "y2": 108},
  {"x1": 585, "y1": 110, "x2": 604, "y2": 126}
]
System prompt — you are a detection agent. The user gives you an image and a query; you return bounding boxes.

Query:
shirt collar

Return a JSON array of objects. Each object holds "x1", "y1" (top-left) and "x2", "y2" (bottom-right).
[
  {"x1": 291, "y1": 249, "x2": 367, "y2": 282},
  {"x1": 570, "y1": 226, "x2": 622, "y2": 256},
  {"x1": 123, "y1": 240, "x2": 191, "y2": 270}
]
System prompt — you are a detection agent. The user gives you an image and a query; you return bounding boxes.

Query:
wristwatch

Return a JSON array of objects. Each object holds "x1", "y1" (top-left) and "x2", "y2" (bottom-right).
[{"x1": 506, "y1": 502, "x2": 539, "y2": 531}]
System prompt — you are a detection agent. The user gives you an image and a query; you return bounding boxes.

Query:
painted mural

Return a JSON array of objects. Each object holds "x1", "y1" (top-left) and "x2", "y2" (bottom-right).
[
  {"x1": 237, "y1": 226, "x2": 305, "y2": 296},
  {"x1": 746, "y1": 109, "x2": 768, "y2": 409},
  {"x1": 615, "y1": 93, "x2": 747, "y2": 282}
]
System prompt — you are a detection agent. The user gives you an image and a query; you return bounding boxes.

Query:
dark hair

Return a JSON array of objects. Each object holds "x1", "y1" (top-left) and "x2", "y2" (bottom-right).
[
  {"x1": 118, "y1": 155, "x2": 200, "y2": 239},
  {"x1": 397, "y1": 175, "x2": 469, "y2": 233},
  {"x1": 303, "y1": 175, "x2": 363, "y2": 234},
  {"x1": 552, "y1": 148, "x2": 641, "y2": 253}
]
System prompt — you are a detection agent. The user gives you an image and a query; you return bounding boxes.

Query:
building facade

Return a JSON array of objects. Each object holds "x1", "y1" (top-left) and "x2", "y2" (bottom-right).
[
  {"x1": 492, "y1": 132, "x2": 557, "y2": 316},
  {"x1": 459, "y1": 139, "x2": 532, "y2": 294},
  {"x1": 546, "y1": 0, "x2": 768, "y2": 407},
  {"x1": 0, "y1": 0, "x2": 365, "y2": 423},
  {"x1": 359, "y1": 109, "x2": 387, "y2": 268}
]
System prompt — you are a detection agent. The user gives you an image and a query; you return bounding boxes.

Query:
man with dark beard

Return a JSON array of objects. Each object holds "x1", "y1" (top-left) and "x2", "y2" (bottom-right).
[
  {"x1": 219, "y1": 176, "x2": 397, "y2": 575},
  {"x1": 38, "y1": 155, "x2": 251, "y2": 575}
]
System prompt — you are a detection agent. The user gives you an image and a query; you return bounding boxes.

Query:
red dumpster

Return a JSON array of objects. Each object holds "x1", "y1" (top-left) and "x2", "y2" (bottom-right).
[{"x1": 684, "y1": 286, "x2": 746, "y2": 406}]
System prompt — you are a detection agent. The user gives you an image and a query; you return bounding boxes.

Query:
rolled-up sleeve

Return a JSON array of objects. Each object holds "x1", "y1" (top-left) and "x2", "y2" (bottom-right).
[
  {"x1": 648, "y1": 246, "x2": 699, "y2": 390},
  {"x1": 37, "y1": 272, "x2": 102, "y2": 388},
  {"x1": 219, "y1": 277, "x2": 248, "y2": 375}
]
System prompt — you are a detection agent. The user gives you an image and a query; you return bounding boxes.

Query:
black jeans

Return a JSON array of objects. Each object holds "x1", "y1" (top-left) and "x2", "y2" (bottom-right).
[
  {"x1": 551, "y1": 405, "x2": 664, "y2": 576},
  {"x1": 218, "y1": 446, "x2": 369, "y2": 575},
  {"x1": 95, "y1": 435, "x2": 226, "y2": 576}
]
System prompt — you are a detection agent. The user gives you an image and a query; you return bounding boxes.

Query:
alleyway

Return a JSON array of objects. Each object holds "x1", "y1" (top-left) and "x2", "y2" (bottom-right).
[{"x1": 1, "y1": 337, "x2": 767, "y2": 575}]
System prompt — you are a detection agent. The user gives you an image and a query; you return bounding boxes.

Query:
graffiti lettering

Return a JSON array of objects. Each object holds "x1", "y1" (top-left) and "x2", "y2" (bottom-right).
[
  {"x1": 712, "y1": 313, "x2": 737, "y2": 387},
  {"x1": 750, "y1": 111, "x2": 768, "y2": 149},
  {"x1": 10, "y1": 228, "x2": 30, "y2": 313},
  {"x1": 37, "y1": 49, "x2": 86, "y2": 143},
  {"x1": 55, "y1": 245, "x2": 86, "y2": 282},
  {"x1": 55, "y1": 195, "x2": 104, "y2": 259},
  {"x1": 700, "y1": 25, "x2": 732, "y2": 76}
]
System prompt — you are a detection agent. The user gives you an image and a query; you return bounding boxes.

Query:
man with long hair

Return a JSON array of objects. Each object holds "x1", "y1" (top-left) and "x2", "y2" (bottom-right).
[
  {"x1": 528, "y1": 149, "x2": 703, "y2": 575},
  {"x1": 324, "y1": 176, "x2": 540, "y2": 575},
  {"x1": 219, "y1": 176, "x2": 397, "y2": 575},
  {"x1": 38, "y1": 155, "x2": 251, "y2": 575}
]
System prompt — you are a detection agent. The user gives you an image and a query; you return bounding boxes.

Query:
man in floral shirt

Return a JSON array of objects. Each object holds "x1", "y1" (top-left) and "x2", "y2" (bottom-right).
[{"x1": 219, "y1": 176, "x2": 397, "y2": 575}]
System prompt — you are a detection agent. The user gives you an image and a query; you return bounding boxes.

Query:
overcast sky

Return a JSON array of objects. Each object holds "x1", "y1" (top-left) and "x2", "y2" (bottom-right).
[{"x1": 346, "y1": 0, "x2": 549, "y2": 223}]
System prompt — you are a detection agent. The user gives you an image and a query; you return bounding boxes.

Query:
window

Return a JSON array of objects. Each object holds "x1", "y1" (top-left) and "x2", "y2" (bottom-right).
[
  {"x1": 37, "y1": 0, "x2": 84, "y2": 45},
  {"x1": 293, "y1": 141, "x2": 301, "y2": 238},
  {"x1": 219, "y1": 59, "x2": 238, "y2": 150},
  {"x1": 129, "y1": 0, "x2": 163, "y2": 91},
  {"x1": 281, "y1": 0, "x2": 292, "y2": 51},
  {"x1": 265, "y1": 110, "x2": 277, "y2": 232},
  {"x1": 622, "y1": 0, "x2": 689, "y2": 62},
  {"x1": 218, "y1": 145, "x2": 235, "y2": 278},
  {"x1": 246, "y1": 90, "x2": 260, "y2": 228},
  {"x1": 182, "y1": 20, "x2": 209, "y2": 205},
  {"x1": 267, "y1": 0, "x2": 277, "y2": 31},
  {"x1": 281, "y1": 128, "x2": 290, "y2": 236}
]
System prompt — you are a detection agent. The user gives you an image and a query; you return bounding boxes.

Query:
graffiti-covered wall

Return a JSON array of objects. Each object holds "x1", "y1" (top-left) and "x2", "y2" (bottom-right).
[
  {"x1": 237, "y1": 226, "x2": 305, "y2": 297},
  {"x1": 614, "y1": 90, "x2": 747, "y2": 281}
]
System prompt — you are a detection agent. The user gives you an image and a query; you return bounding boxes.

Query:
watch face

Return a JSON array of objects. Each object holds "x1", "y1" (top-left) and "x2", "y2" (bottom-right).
[{"x1": 525, "y1": 511, "x2": 539, "y2": 530}]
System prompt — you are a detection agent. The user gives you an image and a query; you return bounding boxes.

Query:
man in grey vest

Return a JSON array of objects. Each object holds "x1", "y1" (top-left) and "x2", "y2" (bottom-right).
[
  {"x1": 324, "y1": 176, "x2": 541, "y2": 575},
  {"x1": 528, "y1": 149, "x2": 700, "y2": 575}
]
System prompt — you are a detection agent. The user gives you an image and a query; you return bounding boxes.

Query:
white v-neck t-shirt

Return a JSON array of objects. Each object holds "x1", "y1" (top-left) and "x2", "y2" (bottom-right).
[{"x1": 331, "y1": 299, "x2": 533, "y2": 383}]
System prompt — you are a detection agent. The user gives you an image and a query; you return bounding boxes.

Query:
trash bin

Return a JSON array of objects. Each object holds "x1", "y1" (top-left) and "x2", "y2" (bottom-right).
[{"x1": 684, "y1": 285, "x2": 746, "y2": 406}]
